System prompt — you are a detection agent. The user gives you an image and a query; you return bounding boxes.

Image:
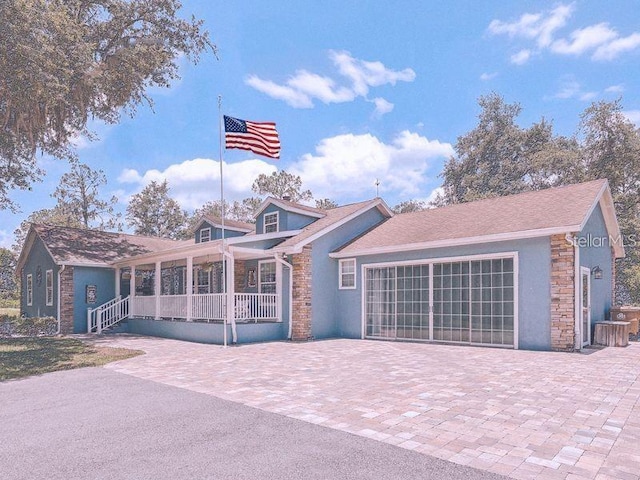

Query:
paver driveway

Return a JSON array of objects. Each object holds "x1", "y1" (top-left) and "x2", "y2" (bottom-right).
[{"x1": 93, "y1": 335, "x2": 640, "y2": 480}]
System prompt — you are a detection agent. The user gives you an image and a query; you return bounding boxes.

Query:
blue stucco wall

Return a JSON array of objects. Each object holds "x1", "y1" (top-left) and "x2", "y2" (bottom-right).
[
  {"x1": 578, "y1": 203, "x2": 614, "y2": 322},
  {"x1": 127, "y1": 319, "x2": 285, "y2": 344},
  {"x1": 309, "y1": 207, "x2": 387, "y2": 339},
  {"x1": 255, "y1": 204, "x2": 317, "y2": 233},
  {"x1": 195, "y1": 221, "x2": 247, "y2": 242},
  {"x1": 20, "y1": 236, "x2": 58, "y2": 318},
  {"x1": 73, "y1": 267, "x2": 116, "y2": 333},
  {"x1": 335, "y1": 237, "x2": 553, "y2": 350}
]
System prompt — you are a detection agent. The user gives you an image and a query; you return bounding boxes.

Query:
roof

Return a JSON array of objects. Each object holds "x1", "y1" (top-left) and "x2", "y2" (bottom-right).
[
  {"x1": 195, "y1": 215, "x2": 254, "y2": 233},
  {"x1": 17, "y1": 224, "x2": 183, "y2": 270},
  {"x1": 275, "y1": 198, "x2": 393, "y2": 252},
  {"x1": 333, "y1": 179, "x2": 624, "y2": 258}
]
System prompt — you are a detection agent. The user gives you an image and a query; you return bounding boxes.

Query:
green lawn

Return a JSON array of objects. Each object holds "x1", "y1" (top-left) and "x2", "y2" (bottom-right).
[
  {"x1": 0, "y1": 308, "x2": 19, "y2": 318},
  {"x1": 0, "y1": 337, "x2": 143, "y2": 381}
]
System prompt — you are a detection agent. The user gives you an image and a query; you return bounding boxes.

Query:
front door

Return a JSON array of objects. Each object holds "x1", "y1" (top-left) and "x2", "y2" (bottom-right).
[{"x1": 581, "y1": 267, "x2": 591, "y2": 347}]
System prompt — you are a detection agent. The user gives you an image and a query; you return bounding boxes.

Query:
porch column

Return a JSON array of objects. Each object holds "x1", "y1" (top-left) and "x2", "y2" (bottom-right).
[
  {"x1": 225, "y1": 253, "x2": 237, "y2": 343},
  {"x1": 154, "y1": 261, "x2": 161, "y2": 320},
  {"x1": 130, "y1": 265, "x2": 136, "y2": 298},
  {"x1": 186, "y1": 256, "x2": 193, "y2": 322},
  {"x1": 115, "y1": 267, "x2": 121, "y2": 298}
]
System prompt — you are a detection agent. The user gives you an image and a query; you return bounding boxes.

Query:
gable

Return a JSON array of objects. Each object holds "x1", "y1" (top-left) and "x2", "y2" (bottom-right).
[
  {"x1": 195, "y1": 220, "x2": 249, "y2": 243},
  {"x1": 255, "y1": 203, "x2": 318, "y2": 234}
]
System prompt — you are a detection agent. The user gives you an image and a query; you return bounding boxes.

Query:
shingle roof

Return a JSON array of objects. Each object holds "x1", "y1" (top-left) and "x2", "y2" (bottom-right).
[
  {"x1": 276, "y1": 198, "x2": 390, "y2": 250},
  {"x1": 336, "y1": 179, "x2": 613, "y2": 255},
  {"x1": 200, "y1": 215, "x2": 254, "y2": 232},
  {"x1": 31, "y1": 224, "x2": 183, "y2": 266}
]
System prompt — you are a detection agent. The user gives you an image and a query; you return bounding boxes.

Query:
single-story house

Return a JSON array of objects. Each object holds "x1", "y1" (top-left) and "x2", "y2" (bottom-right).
[{"x1": 17, "y1": 179, "x2": 624, "y2": 351}]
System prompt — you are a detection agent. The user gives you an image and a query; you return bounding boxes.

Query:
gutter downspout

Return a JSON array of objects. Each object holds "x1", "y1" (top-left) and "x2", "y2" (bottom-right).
[
  {"x1": 274, "y1": 254, "x2": 293, "y2": 340},
  {"x1": 56, "y1": 264, "x2": 66, "y2": 335}
]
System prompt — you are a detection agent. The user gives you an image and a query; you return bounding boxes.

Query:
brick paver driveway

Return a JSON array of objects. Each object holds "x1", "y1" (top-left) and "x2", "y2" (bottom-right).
[{"x1": 93, "y1": 335, "x2": 640, "y2": 480}]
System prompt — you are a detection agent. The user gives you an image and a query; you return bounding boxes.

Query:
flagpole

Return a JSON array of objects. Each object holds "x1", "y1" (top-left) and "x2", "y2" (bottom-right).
[{"x1": 218, "y1": 95, "x2": 227, "y2": 348}]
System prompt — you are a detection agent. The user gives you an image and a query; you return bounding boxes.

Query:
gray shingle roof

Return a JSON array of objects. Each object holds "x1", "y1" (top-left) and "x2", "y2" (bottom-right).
[
  {"x1": 335, "y1": 179, "x2": 611, "y2": 255},
  {"x1": 32, "y1": 224, "x2": 183, "y2": 266}
]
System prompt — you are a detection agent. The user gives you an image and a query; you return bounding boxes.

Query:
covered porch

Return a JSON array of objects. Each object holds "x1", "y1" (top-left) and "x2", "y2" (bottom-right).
[{"x1": 90, "y1": 241, "x2": 292, "y2": 344}]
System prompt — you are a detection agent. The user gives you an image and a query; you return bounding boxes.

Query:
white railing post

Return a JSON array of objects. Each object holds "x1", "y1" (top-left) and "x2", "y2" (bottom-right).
[
  {"x1": 87, "y1": 308, "x2": 93, "y2": 333},
  {"x1": 96, "y1": 307, "x2": 102, "y2": 334}
]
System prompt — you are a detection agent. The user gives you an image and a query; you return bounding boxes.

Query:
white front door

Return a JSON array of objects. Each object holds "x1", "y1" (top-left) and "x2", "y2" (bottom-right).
[{"x1": 580, "y1": 267, "x2": 591, "y2": 347}]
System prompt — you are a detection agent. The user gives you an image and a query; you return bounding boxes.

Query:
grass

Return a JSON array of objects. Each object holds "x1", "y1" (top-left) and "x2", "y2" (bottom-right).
[
  {"x1": 0, "y1": 308, "x2": 19, "y2": 318},
  {"x1": 0, "y1": 337, "x2": 143, "y2": 381}
]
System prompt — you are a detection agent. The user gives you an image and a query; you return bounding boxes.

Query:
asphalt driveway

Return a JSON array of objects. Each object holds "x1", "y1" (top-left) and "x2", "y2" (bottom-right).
[
  {"x1": 88, "y1": 336, "x2": 640, "y2": 480},
  {"x1": 0, "y1": 367, "x2": 504, "y2": 480}
]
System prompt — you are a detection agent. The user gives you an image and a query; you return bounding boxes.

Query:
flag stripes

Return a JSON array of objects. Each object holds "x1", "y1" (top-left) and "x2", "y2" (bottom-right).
[{"x1": 224, "y1": 115, "x2": 280, "y2": 159}]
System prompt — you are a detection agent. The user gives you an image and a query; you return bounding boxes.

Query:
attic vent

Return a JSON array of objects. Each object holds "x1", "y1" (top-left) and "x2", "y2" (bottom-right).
[{"x1": 282, "y1": 195, "x2": 291, "y2": 201}]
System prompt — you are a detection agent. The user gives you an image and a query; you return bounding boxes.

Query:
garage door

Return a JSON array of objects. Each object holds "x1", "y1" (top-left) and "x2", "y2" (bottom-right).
[{"x1": 364, "y1": 256, "x2": 515, "y2": 347}]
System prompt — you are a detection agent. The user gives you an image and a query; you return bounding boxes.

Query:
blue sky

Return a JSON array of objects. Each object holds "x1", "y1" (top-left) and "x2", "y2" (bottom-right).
[{"x1": 3, "y1": 0, "x2": 640, "y2": 248}]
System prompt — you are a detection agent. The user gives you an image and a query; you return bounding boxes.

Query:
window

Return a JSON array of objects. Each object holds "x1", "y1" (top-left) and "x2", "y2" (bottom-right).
[
  {"x1": 339, "y1": 259, "x2": 356, "y2": 289},
  {"x1": 46, "y1": 270, "x2": 53, "y2": 306},
  {"x1": 26, "y1": 274, "x2": 33, "y2": 306},
  {"x1": 200, "y1": 228, "x2": 211, "y2": 243},
  {"x1": 259, "y1": 261, "x2": 277, "y2": 294},
  {"x1": 264, "y1": 212, "x2": 279, "y2": 233}
]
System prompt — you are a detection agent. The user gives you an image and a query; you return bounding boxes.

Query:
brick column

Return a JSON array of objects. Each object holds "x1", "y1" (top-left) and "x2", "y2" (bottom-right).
[
  {"x1": 550, "y1": 234, "x2": 575, "y2": 351},
  {"x1": 234, "y1": 260, "x2": 246, "y2": 292},
  {"x1": 59, "y1": 266, "x2": 74, "y2": 334},
  {"x1": 291, "y1": 245, "x2": 312, "y2": 341}
]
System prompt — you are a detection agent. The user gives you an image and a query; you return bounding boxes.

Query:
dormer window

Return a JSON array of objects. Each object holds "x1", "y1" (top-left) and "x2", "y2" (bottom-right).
[
  {"x1": 200, "y1": 228, "x2": 211, "y2": 243},
  {"x1": 264, "y1": 212, "x2": 279, "y2": 233}
]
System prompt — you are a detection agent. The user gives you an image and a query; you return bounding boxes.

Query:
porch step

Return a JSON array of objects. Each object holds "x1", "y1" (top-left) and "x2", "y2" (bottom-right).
[{"x1": 102, "y1": 320, "x2": 129, "y2": 334}]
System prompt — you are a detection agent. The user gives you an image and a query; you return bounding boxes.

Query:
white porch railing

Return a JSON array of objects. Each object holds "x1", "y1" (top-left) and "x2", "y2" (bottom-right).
[
  {"x1": 128, "y1": 293, "x2": 279, "y2": 322},
  {"x1": 87, "y1": 296, "x2": 130, "y2": 333}
]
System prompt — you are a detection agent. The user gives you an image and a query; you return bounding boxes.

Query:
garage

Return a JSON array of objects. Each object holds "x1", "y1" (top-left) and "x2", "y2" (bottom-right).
[{"x1": 364, "y1": 254, "x2": 517, "y2": 348}]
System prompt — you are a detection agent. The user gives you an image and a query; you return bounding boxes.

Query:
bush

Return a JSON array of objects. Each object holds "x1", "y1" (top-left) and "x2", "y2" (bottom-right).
[{"x1": 0, "y1": 316, "x2": 57, "y2": 338}]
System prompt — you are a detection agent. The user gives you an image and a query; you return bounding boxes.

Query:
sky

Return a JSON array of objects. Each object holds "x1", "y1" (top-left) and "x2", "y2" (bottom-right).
[{"x1": 3, "y1": 0, "x2": 640, "y2": 248}]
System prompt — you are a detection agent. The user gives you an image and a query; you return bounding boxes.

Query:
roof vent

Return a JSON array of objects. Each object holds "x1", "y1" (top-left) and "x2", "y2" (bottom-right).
[{"x1": 282, "y1": 195, "x2": 291, "y2": 201}]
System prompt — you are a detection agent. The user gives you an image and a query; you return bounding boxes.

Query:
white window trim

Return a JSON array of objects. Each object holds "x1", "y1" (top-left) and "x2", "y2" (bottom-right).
[
  {"x1": 258, "y1": 260, "x2": 277, "y2": 293},
  {"x1": 45, "y1": 269, "x2": 53, "y2": 306},
  {"x1": 200, "y1": 227, "x2": 211, "y2": 243},
  {"x1": 26, "y1": 273, "x2": 33, "y2": 306},
  {"x1": 339, "y1": 258, "x2": 357, "y2": 289},
  {"x1": 263, "y1": 212, "x2": 279, "y2": 234}
]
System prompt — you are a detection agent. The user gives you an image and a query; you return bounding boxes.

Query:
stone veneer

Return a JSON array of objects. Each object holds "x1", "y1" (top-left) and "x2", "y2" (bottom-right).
[
  {"x1": 550, "y1": 234, "x2": 575, "y2": 351},
  {"x1": 59, "y1": 266, "x2": 74, "y2": 334},
  {"x1": 291, "y1": 245, "x2": 312, "y2": 341}
]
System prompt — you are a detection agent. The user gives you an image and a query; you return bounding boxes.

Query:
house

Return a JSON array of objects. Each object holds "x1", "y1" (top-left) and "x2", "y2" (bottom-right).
[{"x1": 17, "y1": 179, "x2": 623, "y2": 351}]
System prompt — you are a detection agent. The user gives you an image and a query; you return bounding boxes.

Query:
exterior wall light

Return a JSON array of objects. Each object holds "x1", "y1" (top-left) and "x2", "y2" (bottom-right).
[{"x1": 591, "y1": 265, "x2": 603, "y2": 279}]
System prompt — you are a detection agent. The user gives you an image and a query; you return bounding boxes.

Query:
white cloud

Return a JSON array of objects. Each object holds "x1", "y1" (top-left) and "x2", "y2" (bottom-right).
[
  {"x1": 551, "y1": 23, "x2": 617, "y2": 55},
  {"x1": 593, "y1": 32, "x2": 640, "y2": 60},
  {"x1": 245, "y1": 75, "x2": 313, "y2": 108},
  {"x1": 488, "y1": 4, "x2": 573, "y2": 47},
  {"x1": 371, "y1": 97, "x2": 394, "y2": 118},
  {"x1": 605, "y1": 84, "x2": 625, "y2": 93},
  {"x1": 511, "y1": 49, "x2": 532, "y2": 65},
  {"x1": 245, "y1": 51, "x2": 415, "y2": 116},
  {"x1": 489, "y1": 3, "x2": 640, "y2": 62},
  {"x1": 0, "y1": 230, "x2": 13, "y2": 249},
  {"x1": 480, "y1": 72, "x2": 498, "y2": 81},
  {"x1": 551, "y1": 77, "x2": 599, "y2": 101},
  {"x1": 624, "y1": 110, "x2": 640, "y2": 126},
  {"x1": 118, "y1": 158, "x2": 276, "y2": 210},
  {"x1": 289, "y1": 131, "x2": 454, "y2": 201}
]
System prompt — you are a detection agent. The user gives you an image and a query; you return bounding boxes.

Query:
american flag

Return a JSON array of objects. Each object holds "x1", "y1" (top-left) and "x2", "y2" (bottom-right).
[{"x1": 224, "y1": 115, "x2": 280, "y2": 159}]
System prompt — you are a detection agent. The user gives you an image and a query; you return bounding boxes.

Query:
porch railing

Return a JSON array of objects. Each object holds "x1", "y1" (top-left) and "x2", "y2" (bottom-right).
[
  {"x1": 87, "y1": 296, "x2": 130, "y2": 333},
  {"x1": 128, "y1": 293, "x2": 279, "y2": 322}
]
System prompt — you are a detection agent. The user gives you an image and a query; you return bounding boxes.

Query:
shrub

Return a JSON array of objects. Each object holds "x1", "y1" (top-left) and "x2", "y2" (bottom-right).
[{"x1": 0, "y1": 316, "x2": 57, "y2": 338}]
